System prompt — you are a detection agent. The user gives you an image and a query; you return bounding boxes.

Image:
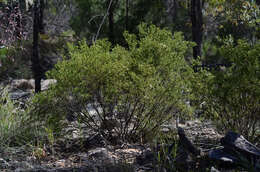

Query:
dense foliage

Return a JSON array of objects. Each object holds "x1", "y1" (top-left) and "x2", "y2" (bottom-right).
[
  {"x1": 194, "y1": 39, "x2": 260, "y2": 141},
  {"x1": 33, "y1": 24, "x2": 195, "y2": 143}
]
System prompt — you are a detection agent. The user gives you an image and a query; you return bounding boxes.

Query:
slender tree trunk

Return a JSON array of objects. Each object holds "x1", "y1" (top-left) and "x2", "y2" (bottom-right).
[
  {"x1": 173, "y1": 0, "x2": 178, "y2": 20},
  {"x1": 256, "y1": 0, "x2": 260, "y2": 6},
  {"x1": 125, "y1": 0, "x2": 129, "y2": 31},
  {"x1": 108, "y1": 0, "x2": 114, "y2": 44},
  {"x1": 108, "y1": 0, "x2": 118, "y2": 45},
  {"x1": 108, "y1": 6, "x2": 114, "y2": 44},
  {"x1": 32, "y1": 0, "x2": 41, "y2": 93},
  {"x1": 191, "y1": 0, "x2": 203, "y2": 59},
  {"x1": 163, "y1": 0, "x2": 178, "y2": 25}
]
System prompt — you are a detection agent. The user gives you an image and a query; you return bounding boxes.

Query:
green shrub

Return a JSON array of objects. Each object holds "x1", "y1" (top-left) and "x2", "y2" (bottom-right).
[
  {"x1": 194, "y1": 40, "x2": 260, "y2": 141},
  {"x1": 33, "y1": 24, "x2": 195, "y2": 143}
]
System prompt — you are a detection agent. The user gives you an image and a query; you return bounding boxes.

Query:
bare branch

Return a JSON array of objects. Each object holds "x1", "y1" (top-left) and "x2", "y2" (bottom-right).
[{"x1": 94, "y1": 0, "x2": 113, "y2": 43}]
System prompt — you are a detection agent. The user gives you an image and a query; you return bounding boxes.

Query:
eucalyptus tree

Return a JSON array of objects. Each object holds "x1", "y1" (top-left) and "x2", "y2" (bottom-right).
[
  {"x1": 31, "y1": 0, "x2": 75, "y2": 92},
  {"x1": 32, "y1": 0, "x2": 45, "y2": 93}
]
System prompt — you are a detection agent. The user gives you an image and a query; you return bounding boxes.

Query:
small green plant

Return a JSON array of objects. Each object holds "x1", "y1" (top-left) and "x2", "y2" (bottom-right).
[
  {"x1": 31, "y1": 142, "x2": 47, "y2": 160},
  {"x1": 33, "y1": 23, "x2": 195, "y2": 143},
  {"x1": 153, "y1": 131, "x2": 178, "y2": 171},
  {"x1": 45, "y1": 126, "x2": 55, "y2": 155},
  {"x1": 0, "y1": 46, "x2": 7, "y2": 60}
]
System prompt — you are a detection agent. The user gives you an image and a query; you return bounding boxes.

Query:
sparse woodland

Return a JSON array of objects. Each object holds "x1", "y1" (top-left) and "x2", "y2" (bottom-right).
[{"x1": 0, "y1": 0, "x2": 259, "y2": 171}]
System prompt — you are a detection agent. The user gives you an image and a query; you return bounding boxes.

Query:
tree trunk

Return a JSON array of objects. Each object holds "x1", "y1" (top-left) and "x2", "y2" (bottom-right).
[
  {"x1": 32, "y1": 0, "x2": 42, "y2": 93},
  {"x1": 191, "y1": 0, "x2": 203, "y2": 59},
  {"x1": 108, "y1": 0, "x2": 118, "y2": 45},
  {"x1": 108, "y1": 0, "x2": 114, "y2": 44},
  {"x1": 125, "y1": 0, "x2": 129, "y2": 31},
  {"x1": 256, "y1": 0, "x2": 260, "y2": 6},
  {"x1": 163, "y1": 0, "x2": 178, "y2": 25},
  {"x1": 108, "y1": 7, "x2": 114, "y2": 44}
]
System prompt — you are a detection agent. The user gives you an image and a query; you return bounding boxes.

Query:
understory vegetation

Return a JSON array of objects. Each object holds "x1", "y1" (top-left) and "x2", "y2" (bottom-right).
[
  {"x1": 0, "y1": 0, "x2": 259, "y2": 171},
  {"x1": 32, "y1": 24, "x2": 195, "y2": 143}
]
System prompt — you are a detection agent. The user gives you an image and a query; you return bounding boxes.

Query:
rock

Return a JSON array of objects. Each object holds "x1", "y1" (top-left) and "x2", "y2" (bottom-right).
[
  {"x1": 88, "y1": 148, "x2": 110, "y2": 160},
  {"x1": 210, "y1": 167, "x2": 220, "y2": 172},
  {"x1": 206, "y1": 131, "x2": 260, "y2": 170},
  {"x1": 136, "y1": 148, "x2": 155, "y2": 166},
  {"x1": 9, "y1": 90, "x2": 32, "y2": 100},
  {"x1": 55, "y1": 159, "x2": 66, "y2": 167},
  {"x1": 41, "y1": 79, "x2": 57, "y2": 90},
  {"x1": 7, "y1": 79, "x2": 57, "y2": 101},
  {"x1": 0, "y1": 158, "x2": 10, "y2": 169},
  {"x1": 83, "y1": 134, "x2": 106, "y2": 149},
  {"x1": 12, "y1": 161, "x2": 34, "y2": 169},
  {"x1": 10, "y1": 79, "x2": 57, "y2": 91},
  {"x1": 161, "y1": 124, "x2": 176, "y2": 133},
  {"x1": 221, "y1": 131, "x2": 260, "y2": 158},
  {"x1": 208, "y1": 148, "x2": 238, "y2": 164},
  {"x1": 11, "y1": 79, "x2": 34, "y2": 91}
]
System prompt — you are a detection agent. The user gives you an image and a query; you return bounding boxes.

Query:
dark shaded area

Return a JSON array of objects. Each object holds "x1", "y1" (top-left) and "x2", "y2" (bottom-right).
[
  {"x1": 32, "y1": 0, "x2": 41, "y2": 93},
  {"x1": 193, "y1": 63, "x2": 232, "y2": 72},
  {"x1": 190, "y1": 0, "x2": 203, "y2": 59},
  {"x1": 32, "y1": 0, "x2": 45, "y2": 93},
  {"x1": 177, "y1": 127, "x2": 201, "y2": 156},
  {"x1": 175, "y1": 128, "x2": 260, "y2": 171}
]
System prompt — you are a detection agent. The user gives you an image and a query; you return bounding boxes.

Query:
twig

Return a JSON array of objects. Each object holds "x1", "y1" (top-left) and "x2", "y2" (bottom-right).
[{"x1": 94, "y1": 0, "x2": 113, "y2": 43}]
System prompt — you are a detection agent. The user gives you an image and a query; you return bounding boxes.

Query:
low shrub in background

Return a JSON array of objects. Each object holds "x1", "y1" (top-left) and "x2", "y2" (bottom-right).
[
  {"x1": 193, "y1": 40, "x2": 260, "y2": 142},
  {"x1": 33, "y1": 24, "x2": 195, "y2": 143}
]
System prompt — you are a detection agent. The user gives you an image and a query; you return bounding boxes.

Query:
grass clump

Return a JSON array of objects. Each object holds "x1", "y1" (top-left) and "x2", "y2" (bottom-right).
[{"x1": 0, "y1": 86, "x2": 46, "y2": 149}]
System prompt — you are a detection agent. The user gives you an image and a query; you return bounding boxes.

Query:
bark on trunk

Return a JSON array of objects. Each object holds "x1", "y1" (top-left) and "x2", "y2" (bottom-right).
[
  {"x1": 108, "y1": 7, "x2": 114, "y2": 45},
  {"x1": 108, "y1": 0, "x2": 118, "y2": 45},
  {"x1": 256, "y1": 0, "x2": 260, "y2": 6},
  {"x1": 125, "y1": 0, "x2": 129, "y2": 31},
  {"x1": 191, "y1": 0, "x2": 203, "y2": 59},
  {"x1": 32, "y1": 0, "x2": 42, "y2": 93}
]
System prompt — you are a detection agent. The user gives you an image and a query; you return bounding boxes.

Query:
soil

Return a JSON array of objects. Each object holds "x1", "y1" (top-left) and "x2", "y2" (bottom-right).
[{"x1": 0, "y1": 119, "x2": 224, "y2": 172}]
